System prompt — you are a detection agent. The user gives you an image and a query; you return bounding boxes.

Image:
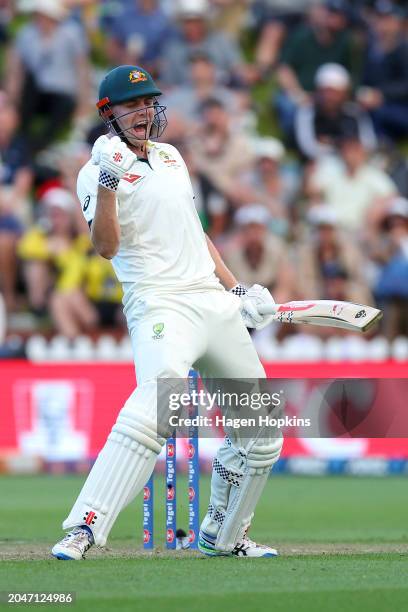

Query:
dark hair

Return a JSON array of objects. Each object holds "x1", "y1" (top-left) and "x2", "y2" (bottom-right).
[
  {"x1": 321, "y1": 262, "x2": 349, "y2": 280},
  {"x1": 189, "y1": 50, "x2": 212, "y2": 64},
  {"x1": 200, "y1": 97, "x2": 225, "y2": 113}
]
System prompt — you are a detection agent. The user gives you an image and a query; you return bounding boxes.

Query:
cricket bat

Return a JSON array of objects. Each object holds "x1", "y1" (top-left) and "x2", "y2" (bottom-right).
[{"x1": 257, "y1": 300, "x2": 382, "y2": 333}]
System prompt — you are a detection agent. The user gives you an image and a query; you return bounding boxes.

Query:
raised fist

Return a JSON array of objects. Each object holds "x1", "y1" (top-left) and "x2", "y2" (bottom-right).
[{"x1": 92, "y1": 136, "x2": 137, "y2": 191}]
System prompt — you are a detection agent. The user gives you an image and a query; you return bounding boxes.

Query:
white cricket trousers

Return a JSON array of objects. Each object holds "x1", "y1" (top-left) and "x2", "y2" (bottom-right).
[
  {"x1": 127, "y1": 289, "x2": 266, "y2": 382},
  {"x1": 62, "y1": 289, "x2": 266, "y2": 545}
]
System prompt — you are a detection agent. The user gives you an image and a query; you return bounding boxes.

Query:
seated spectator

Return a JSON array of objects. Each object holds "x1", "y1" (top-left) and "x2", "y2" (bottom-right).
[
  {"x1": 306, "y1": 133, "x2": 397, "y2": 232},
  {"x1": 18, "y1": 188, "x2": 88, "y2": 317},
  {"x1": 296, "y1": 205, "x2": 373, "y2": 305},
  {"x1": 191, "y1": 98, "x2": 255, "y2": 201},
  {"x1": 295, "y1": 63, "x2": 377, "y2": 159},
  {"x1": 232, "y1": 137, "x2": 295, "y2": 236},
  {"x1": 6, "y1": 0, "x2": 91, "y2": 153},
  {"x1": 160, "y1": 0, "x2": 252, "y2": 88},
  {"x1": 371, "y1": 197, "x2": 408, "y2": 339},
  {"x1": 164, "y1": 51, "x2": 247, "y2": 140},
  {"x1": 18, "y1": 187, "x2": 122, "y2": 338},
  {"x1": 0, "y1": 92, "x2": 32, "y2": 311},
  {"x1": 275, "y1": 0, "x2": 355, "y2": 137},
  {"x1": 222, "y1": 204, "x2": 294, "y2": 303},
  {"x1": 103, "y1": 0, "x2": 173, "y2": 76},
  {"x1": 357, "y1": 1, "x2": 408, "y2": 139}
]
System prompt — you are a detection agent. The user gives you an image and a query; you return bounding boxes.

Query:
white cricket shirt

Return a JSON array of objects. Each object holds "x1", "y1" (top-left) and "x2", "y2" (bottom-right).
[{"x1": 77, "y1": 141, "x2": 221, "y2": 304}]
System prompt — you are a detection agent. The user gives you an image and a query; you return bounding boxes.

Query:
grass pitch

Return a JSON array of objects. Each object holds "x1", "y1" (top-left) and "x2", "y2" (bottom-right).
[{"x1": 0, "y1": 474, "x2": 407, "y2": 611}]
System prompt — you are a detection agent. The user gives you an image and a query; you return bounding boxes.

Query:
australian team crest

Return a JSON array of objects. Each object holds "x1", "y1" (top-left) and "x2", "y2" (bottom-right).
[
  {"x1": 129, "y1": 70, "x2": 148, "y2": 84},
  {"x1": 152, "y1": 322, "x2": 164, "y2": 339},
  {"x1": 159, "y1": 150, "x2": 178, "y2": 165}
]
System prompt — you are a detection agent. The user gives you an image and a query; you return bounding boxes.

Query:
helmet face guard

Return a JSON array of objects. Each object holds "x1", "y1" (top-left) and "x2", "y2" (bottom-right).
[{"x1": 97, "y1": 96, "x2": 168, "y2": 143}]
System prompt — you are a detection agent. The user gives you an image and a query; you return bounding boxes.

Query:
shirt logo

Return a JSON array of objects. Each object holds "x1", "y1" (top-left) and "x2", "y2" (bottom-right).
[
  {"x1": 83, "y1": 195, "x2": 91, "y2": 211},
  {"x1": 122, "y1": 173, "x2": 142, "y2": 184},
  {"x1": 159, "y1": 150, "x2": 178, "y2": 165},
  {"x1": 129, "y1": 70, "x2": 148, "y2": 84},
  {"x1": 152, "y1": 322, "x2": 164, "y2": 339}
]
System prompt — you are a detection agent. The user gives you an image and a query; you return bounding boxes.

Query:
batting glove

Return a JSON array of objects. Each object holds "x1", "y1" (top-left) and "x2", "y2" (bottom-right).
[
  {"x1": 231, "y1": 283, "x2": 276, "y2": 330},
  {"x1": 92, "y1": 136, "x2": 137, "y2": 191}
]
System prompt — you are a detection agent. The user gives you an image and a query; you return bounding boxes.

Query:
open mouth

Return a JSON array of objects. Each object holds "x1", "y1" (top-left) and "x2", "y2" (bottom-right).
[{"x1": 123, "y1": 118, "x2": 151, "y2": 140}]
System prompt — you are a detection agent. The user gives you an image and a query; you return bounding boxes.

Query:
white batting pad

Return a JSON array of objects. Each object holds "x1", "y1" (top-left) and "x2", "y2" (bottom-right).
[
  {"x1": 63, "y1": 382, "x2": 166, "y2": 546},
  {"x1": 200, "y1": 433, "x2": 283, "y2": 552}
]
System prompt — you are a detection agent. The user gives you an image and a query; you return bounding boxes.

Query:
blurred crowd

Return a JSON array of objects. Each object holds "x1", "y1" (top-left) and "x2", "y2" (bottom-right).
[{"x1": 0, "y1": 0, "x2": 407, "y2": 352}]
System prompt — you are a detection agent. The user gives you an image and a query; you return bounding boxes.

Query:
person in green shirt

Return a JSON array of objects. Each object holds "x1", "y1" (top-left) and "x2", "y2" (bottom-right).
[{"x1": 274, "y1": 1, "x2": 355, "y2": 137}]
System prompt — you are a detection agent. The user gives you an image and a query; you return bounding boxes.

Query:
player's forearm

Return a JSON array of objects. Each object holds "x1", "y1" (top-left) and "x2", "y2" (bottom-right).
[
  {"x1": 205, "y1": 235, "x2": 237, "y2": 290},
  {"x1": 91, "y1": 187, "x2": 121, "y2": 259}
]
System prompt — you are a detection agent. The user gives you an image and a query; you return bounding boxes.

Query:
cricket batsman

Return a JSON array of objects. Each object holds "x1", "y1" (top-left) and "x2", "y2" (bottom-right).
[{"x1": 51, "y1": 65, "x2": 283, "y2": 560}]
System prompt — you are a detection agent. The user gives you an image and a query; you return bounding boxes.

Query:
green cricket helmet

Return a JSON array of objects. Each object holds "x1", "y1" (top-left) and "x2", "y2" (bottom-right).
[{"x1": 96, "y1": 65, "x2": 167, "y2": 141}]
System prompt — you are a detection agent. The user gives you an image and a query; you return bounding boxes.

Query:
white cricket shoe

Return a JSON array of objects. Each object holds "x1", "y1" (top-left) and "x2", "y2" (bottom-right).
[
  {"x1": 51, "y1": 526, "x2": 94, "y2": 560},
  {"x1": 231, "y1": 536, "x2": 278, "y2": 558},
  {"x1": 198, "y1": 530, "x2": 278, "y2": 558}
]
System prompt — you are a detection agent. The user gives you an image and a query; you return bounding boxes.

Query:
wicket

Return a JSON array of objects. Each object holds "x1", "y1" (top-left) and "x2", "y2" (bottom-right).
[{"x1": 143, "y1": 370, "x2": 200, "y2": 550}]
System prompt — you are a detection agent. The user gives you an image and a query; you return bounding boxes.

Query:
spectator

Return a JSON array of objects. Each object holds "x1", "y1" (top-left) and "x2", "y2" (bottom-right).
[
  {"x1": 6, "y1": 0, "x2": 91, "y2": 153},
  {"x1": 233, "y1": 137, "x2": 294, "y2": 236},
  {"x1": 306, "y1": 133, "x2": 397, "y2": 232},
  {"x1": 18, "y1": 186, "x2": 124, "y2": 338},
  {"x1": 372, "y1": 197, "x2": 408, "y2": 338},
  {"x1": 164, "y1": 51, "x2": 247, "y2": 140},
  {"x1": 103, "y1": 0, "x2": 172, "y2": 76},
  {"x1": 160, "y1": 0, "x2": 251, "y2": 88},
  {"x1": 275, "y1": 0, "x2": 355, "y2": 136},
  {"x1": 0, "y1": 92, "x2": 32, "y2": 311},
  {"x1": 191, "y1": 98, "x2": 255, "y2": 200},
  {"x1": 357, "y1": 0, "x2": 408, "y2": 139},
  {"x1": 211, "y1": 0, "x2": 250, "y2": 41},
  {"x1": 222, "y1": 204, "x2": 294, "y2": 303},
  {"x1": 296, "y1": 205, "x2": 373, "y2": 304},
  {"x1": 254, "y1": 0, "x2": 322, "y2": 74},
  {"x1": 17, "y1": 188, "x2": 92, "y2": 336},
  {"x1": 295, "y1": 63, "x2": 377, "y2": 159}
]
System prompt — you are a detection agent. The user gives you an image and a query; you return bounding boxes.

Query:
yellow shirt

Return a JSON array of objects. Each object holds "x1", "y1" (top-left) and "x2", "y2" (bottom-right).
[
  {"x1": 18, "y1": 228, "x2": 122, "y2": 302},
  {"x1": 18, "y1": 227, "x2": 88, "y2": 292},
  {"x1": 84, "y1": 255, "x2": 123, "y2": 303}
]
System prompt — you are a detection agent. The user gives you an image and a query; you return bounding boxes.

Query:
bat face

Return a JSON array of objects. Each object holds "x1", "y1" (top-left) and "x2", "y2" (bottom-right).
[
  {"x1": 260, "y1": 301, "x2": 383, "y2": 333},
  {"x1": 277, "y1": 303, "x2": 316, "y2": 313}
]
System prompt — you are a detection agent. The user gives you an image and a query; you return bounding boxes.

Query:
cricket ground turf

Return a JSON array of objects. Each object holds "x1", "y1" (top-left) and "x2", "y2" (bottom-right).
[{"x1": 0, "y1": 474, "x2": 407, "y2": 611}]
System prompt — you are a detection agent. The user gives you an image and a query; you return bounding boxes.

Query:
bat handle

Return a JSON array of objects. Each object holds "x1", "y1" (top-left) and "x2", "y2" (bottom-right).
[{"x1": 257, "y1": 303, "x2": 279, "y2": 316}]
